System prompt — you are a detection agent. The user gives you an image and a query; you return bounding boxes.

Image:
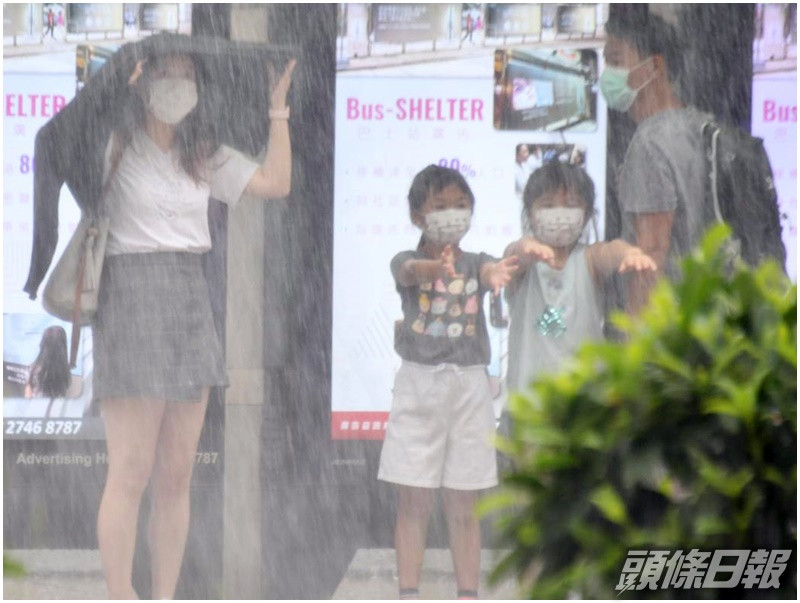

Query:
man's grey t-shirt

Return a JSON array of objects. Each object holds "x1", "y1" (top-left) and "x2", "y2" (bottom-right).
[
  {"x1": 391, "y1": 249, "x2": 494, "y2": 366},
  {"x1": 619, "y1": 106, "x2": 712, "y2": 281}
]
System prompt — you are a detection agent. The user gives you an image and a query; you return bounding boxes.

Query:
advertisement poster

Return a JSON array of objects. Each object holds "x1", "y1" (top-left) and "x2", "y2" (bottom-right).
[
  {"x1": 1, "y1": 59, "x2": 104, "y2": 441},
  {"x1": 331, "y1": 3, "x2": 609, "y2": 439},
  {"x1": 752, "y1": 3, "x2": 797, "y2": 281}
]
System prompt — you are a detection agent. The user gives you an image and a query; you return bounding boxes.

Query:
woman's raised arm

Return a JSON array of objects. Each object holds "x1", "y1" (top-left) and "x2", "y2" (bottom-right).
[{"x1": 245, "y1": 58, "x2": 297, "y2": 200}]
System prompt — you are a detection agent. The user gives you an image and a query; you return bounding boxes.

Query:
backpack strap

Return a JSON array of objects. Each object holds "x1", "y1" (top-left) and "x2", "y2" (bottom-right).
[
  {"x1": 701, "y1": 120, "x2": 745, "y2": 268},
  {"x1": 701, "y1": 121, "x2": 725, "y2": 225}
]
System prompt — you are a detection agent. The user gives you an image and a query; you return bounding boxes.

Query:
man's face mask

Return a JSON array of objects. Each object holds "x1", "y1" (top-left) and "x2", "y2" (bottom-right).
[
  {"x1": 599, "y1": 57, "x2": 655, "y2": 112},
  {"x1": 147, "y1": 77, "x2": 198, "y2": 125}
]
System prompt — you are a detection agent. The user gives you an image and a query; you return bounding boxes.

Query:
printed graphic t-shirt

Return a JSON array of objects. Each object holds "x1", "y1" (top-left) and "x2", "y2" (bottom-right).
[{"x1": 391, "y1": 249, "x2": 495, "y2": 366}]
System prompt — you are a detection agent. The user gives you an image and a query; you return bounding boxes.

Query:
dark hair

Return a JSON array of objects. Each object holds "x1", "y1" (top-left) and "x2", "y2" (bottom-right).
[
  {"x1": 605, "y1": 12, "x2": 683, "y2": 82},
  {"x1": 522, "y1": 161, "x2": 595, "y2": 230},
  {"x1": 407, "y1": 164, "x2": 475, "y2": 213},
  {"x1": 115, "y1": 52, "x2": 219, "y2": 184},
  {"x1": 27, "y1": 326, "x2": 71, "y2": 399}
]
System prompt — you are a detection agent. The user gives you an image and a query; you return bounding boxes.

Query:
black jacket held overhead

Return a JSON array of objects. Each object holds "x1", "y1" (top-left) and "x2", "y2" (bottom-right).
[
  {"x1": 23, "y1": 42, "x2": 134, "y2": 300},
  {"x1": 24, "y1": 33, "x2": 295, "y2": 300}
]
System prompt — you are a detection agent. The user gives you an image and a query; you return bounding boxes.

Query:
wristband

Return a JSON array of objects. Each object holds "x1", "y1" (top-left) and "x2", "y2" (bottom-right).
[{"x1": 269, "y1": 107, "x2": 290, "y2": 120}]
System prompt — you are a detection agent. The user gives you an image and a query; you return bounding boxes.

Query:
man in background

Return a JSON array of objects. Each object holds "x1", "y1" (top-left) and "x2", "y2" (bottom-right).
[{"x1": 600, "y1": 12, "x2": 710, "y2": 311}]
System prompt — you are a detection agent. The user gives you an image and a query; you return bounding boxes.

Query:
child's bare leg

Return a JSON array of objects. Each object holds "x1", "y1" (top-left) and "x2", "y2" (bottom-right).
[
  {"x1": 443, "y1": 488, "x2": 480, "y2": 596},
  {"x1": 395, "y1": 485, "x2": 436, "y2": 597}
]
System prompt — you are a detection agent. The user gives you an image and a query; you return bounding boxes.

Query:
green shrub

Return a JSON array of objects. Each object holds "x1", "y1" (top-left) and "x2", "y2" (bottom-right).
[{"x1": 484, "y1": 225, "x2": 797, "y2": 598}]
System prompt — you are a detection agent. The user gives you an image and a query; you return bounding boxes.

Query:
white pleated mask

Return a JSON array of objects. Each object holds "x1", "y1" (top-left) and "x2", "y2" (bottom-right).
[
  {"x1": 147, "y1": 78, "x2": 198, "y2": 125},
  {"x1": 423, "y1": 208, "x2": 472, "y2": 245}
]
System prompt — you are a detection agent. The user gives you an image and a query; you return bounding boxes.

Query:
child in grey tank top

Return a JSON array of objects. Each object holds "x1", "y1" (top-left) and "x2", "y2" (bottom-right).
[{"x1": 504, "y1": 162, "x2": 657, "y2": 393}]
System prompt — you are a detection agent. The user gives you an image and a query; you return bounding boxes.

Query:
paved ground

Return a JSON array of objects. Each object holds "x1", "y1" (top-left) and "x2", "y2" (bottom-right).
[
  {"x1": 332, "y1": 549, "x2": 520, "y2": 600},
  {"x1": 4, "y1": 548, "x2": 521, "y2": 599},
  {"x1": 3, "y1": 550, "x2": 106, "y2": 600}
]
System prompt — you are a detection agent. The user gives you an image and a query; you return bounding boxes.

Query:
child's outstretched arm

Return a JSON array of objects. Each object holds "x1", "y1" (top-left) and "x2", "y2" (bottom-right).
[
  {"x1": 503, "y1": 236, "x2": 555, "y2": 292},
  {"x1": 586, "y1": 239, "x2": 657, "y2": 279},
  {"x1": 395, "y1": 245, "x2": 460, "y2": 287},
  {"x1": 480, "y1": 256, "x2": 519, "y2": 297},
  {"x1": 586, "y1": 239, "x2": 657, "y2": 313}
]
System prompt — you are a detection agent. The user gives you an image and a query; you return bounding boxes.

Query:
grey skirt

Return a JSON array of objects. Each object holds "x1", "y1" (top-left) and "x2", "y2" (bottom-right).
[{"x1": 92, "y1": 252, "x2": 227, "y2": 402}]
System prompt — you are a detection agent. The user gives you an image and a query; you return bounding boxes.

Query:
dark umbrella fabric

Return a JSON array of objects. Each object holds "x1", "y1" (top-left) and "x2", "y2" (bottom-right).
[{"x1": 24, "y1": 33, "x2": 295, "y2": 299}]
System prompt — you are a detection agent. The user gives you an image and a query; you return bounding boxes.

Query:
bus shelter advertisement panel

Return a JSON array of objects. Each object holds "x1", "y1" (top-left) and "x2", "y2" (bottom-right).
[
  {"x1": 1, "y1": 67, "x2": 103, "y2": 440},
  {"x1": 331, "y1": 3, "x2": 608, "y2": 439},
  {"x1": 752, "y1": 3, "x2": 797, "y2": 280}
]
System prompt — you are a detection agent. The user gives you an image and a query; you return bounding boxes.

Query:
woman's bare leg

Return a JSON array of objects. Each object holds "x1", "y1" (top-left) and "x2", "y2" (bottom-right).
[
  {"x1": 148, "y1": 388, "x2": 209, "y2": 599},
  {"x1": 395, "y1": 485, "x2": 436, "y2": 597},
  {"x1": 442, "y1": 488, "x2": 481, "y2": 595},
  {"x1": 98, "y1": 397, "x2": 165, "y2": 599}
]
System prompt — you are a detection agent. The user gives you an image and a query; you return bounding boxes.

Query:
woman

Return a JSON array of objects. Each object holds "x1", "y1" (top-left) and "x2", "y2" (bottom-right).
[
  {"x1": 25, "y1": 325, "x2": 71, "y2": 400},
  {"x1": 94, "y1": 49, "x2": 296, "y2": 599}
]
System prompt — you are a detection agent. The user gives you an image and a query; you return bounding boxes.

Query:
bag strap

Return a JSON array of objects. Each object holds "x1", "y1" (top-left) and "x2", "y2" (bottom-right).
[
  {"x1": 68, "y1": 131, "x2": 123, "y2": 366},
  {"x1": 69, "y1": 239, "x2": 86, "y2": 368},
  {"x1": 702, "y1": 121, "x2": 725, "y2": 225},
  {"x1": 69, "y1": 223, "x2": 100, "y2": 367}
]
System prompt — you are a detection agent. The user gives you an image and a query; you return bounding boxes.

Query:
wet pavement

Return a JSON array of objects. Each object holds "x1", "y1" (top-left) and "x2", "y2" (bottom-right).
[
  {"x1": 3, "y1": 550, "x2": 106, "y2": 600},
  {"x1": 4, "y1": 548, "x2": 520, "y2": 600},
  {"x1": 332, "y1": 548, "x2": 520, "y2": 600}
]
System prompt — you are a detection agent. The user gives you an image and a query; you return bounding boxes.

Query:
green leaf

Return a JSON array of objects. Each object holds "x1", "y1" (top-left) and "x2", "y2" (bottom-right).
[
  {"x1": 517, "y1": 523, "x2": 539, "y2": 545},
  {"x1": 589, "y1": 485, "x2": 629, "y2": 526},
  {"x1": 694, "y1": 514, "x2": 732, "y2": 536},
  {"x1": 691, "y1": 450, "x2": 754, "y2": 498},
  {"x1": 515, "y1": 424, "x2": 570, "y2": 446},
  {"x1": 762, "y1": 465, "x2": 790, "y2": 490},
  {"x1": 703, "y1": 397, "x2": 742, "y2": 419},
  {"x1": 476, "y1": 490, "x2": 526, "y2": 518},
  {"x1": 532, "y1": 450, "x2": 579, "y2": 471},
  {"x1": 733, "y1": 487, "x2": 764, "y2": 532}
]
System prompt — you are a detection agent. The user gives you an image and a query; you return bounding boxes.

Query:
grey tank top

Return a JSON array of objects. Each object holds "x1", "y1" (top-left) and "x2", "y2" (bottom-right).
[{"x1": 506, "y1": 245, "x2": 604, "y2": 392}]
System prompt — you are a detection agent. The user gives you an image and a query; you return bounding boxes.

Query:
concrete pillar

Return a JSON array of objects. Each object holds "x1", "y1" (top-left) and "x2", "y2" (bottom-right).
[
  {"x1": 223, "y1": 196, "x2": 266, "y2": 599},
  {"x1": 222, "y1": 4, "x2": 272, "y2": 598}
]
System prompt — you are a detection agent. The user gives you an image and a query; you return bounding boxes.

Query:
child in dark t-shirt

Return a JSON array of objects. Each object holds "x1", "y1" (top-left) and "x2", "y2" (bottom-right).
[{"x1": 378, "y1": 164, "x2": 518, "y2": 600}]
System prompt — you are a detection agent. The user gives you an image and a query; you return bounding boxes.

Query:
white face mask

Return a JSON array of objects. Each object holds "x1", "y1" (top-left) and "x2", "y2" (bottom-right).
[
  {"x1": 423, "y1": 208, "x2": 472, "y2": 245},
  {"x1": 147, "y1": 77, "x2": 198, "y2": 125},
  {"x1": 532, "y1": 207, "x2": 586, "y2": 247}
]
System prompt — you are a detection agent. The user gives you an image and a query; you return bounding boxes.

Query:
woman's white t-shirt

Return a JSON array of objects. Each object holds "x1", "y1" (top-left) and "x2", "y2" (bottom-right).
[{"x1": 102, "y1": 129, "x2": 259, "y2": 256}]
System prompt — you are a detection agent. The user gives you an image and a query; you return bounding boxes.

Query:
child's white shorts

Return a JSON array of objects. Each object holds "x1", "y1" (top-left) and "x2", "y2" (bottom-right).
[{"x1": 378, "y1": 361, "x2": 498, "y2": 490}]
